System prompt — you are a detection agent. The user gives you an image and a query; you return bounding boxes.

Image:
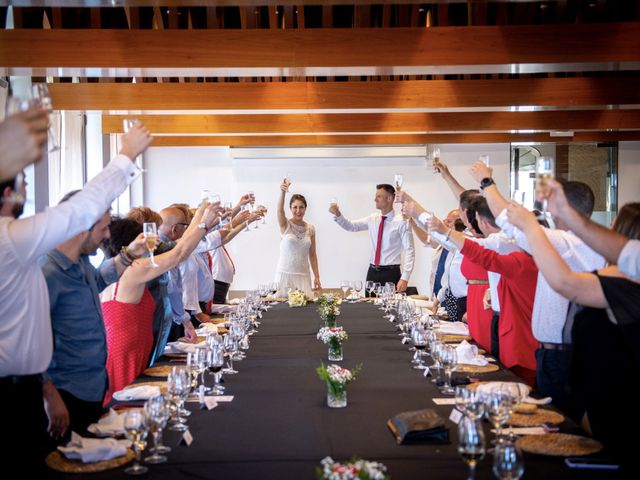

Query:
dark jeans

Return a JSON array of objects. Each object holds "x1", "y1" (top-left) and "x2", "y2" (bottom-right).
[
  {"x1": 365, "y1": 265, "x2": 401, "y2": 296},
  {"x1": 0, "y1": 375, "x2": 50, "y2": 473},
  {"x1": 213, "y1": 280, "x2": 231, "y2": 304},
  {"x1": 535, "y1": 347, "x2": 582, "y2": 421},
  {"x1": 491, "y1": 311, "x2": 500, "y2": 358},
  {"x1": 58, "y1": 388, "x2": 105, "y2": 438}
]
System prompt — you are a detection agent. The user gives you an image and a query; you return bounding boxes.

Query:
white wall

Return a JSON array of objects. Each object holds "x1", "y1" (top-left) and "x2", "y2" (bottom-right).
[
  {"x1": 142, "y1": 144, "x2": 511, "y2": 293},
  {"x1": 618, "y1": 142, "x2": 640, "y2": 207}
]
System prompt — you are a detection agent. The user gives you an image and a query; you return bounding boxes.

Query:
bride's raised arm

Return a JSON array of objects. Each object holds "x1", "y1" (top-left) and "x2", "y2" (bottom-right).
[{"x1": 277, "y1": 178, "x2": 289, "y2": 233}]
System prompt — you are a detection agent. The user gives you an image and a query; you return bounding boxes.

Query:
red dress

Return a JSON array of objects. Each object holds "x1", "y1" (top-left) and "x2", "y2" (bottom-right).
[
  {"x1": 460, "y1": 250, "x2": 493, "y2": 352},
  {"x1": 461, "y1": 240, "x2": 539, "y2": 386},
  {"x1": 102, "y1": 283, "x2": 156, "y2": 405}
]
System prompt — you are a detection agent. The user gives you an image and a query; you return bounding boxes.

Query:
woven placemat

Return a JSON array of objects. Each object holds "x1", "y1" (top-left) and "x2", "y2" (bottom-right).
[
  {"x1": 46, "y1": 449, "x2": 135, "y2": 473},
  {"x1": 516, "y1": 433, "x2": 603, "y2": 456},
  {"x1": 442, "y1": 334, "x2": 473, "y2": 343},
  {"x1": 514, "y1": 403, "x2": 538, "y2": 414},
  {"x1": 509, "y1": 408, "x2": 565, "y2": 427},
  {"x1": 124, "y1": 381, "x2": 168, "y2": 393},
  {"x1": 143, "y1": 365, "x2": 173, "y2": 377},
  {"x1": 455, "y1": 363, "x2": 500, "y2": 374},
  {"x1": 164, "y1": 353, "x2": 187, "y2": 359}
]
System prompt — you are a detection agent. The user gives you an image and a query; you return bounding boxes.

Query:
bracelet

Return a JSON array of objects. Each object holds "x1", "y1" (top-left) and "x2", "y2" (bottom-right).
[{"x1": 445, "y1": 228, "x2": 453, "y2": 241}]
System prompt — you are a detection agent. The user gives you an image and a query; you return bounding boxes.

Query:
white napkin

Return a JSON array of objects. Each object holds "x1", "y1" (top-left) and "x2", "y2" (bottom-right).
[
  {"x1": 87, "y1": 409, "x2": 125, "y2": 437},
  {"x1": 196, "y1": 323, "x2": 219, "y2": 335},
  {"x1": 58, "y1": 432, "x2": 130, "y2": 463},
  {"x1": 524, "y1": 396, "x2": 553, "y2": 405},
  {"x1": 164, "y1": 340, "x2": 205, "y2": 354},
  {"x1": 491, "y1": 427, "x2": 547, "y2": 436},
  {"x1": 438, "y1": 321, "x2": 469, "y2": 336},
  {"x1": 112, "y1": 385, "x2": 161, "y2": 401},
  {"x1": 476, "y1": 381, "x2": 530, "y2": 402},
  {"x1": 409, "y1": 299, "x2": 434, "y2": 309},
  {"x1": 436, "y1": 307, "x2": 447, "y2": 316},
  {"x1": 455, "y1": 341, "x2": 489, "y2": 366}
]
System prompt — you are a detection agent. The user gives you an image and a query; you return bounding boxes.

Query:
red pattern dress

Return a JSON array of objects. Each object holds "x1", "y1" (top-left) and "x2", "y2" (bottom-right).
[
  {"x1": 460, "y1": 252, "x2": 493, "y2": 352},
  {"x1": 102, "y1": 282, "x2": 156, "y2": 405}
]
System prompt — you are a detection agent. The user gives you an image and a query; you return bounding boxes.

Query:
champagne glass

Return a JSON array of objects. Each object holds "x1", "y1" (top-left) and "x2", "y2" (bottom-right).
[
  {"x1": 535, "y1": 156, "x2": 555, "y2": 214},
  {"x1": 394, "y1": 173, "x2": 404, "y2": 191},
  {"x1": 122, "y1": 119, "x2": 146, "y2": 171},
  {"x1": 458, "y1": 416, "x2": 486, "y2": 480},
  {"x1": 31, "y1": 83, "x2": 61, "y2": 152},
  {"x1": 493, "y1": 440, "x2": 524, "y2": 480},
  {"x1": 248, "y1": 190, "x2": 256, "y2": 204},
  {"x1": 284, "y1": 172, "x2": 292, "y2": 187},
  {"x1": 143, "y1": 222, "x2": 159, "y2": 267},
  {"x1": 432, "y1": 147, "x2": 442, "y2": 173},
  {"x1": 261, "y1": 202, "x2": 268, "y2": 224},
  {"x1": 124, "y1": 410, "x2": 149, "y2": 475},
  {"x1": 480, "y1": 154, "x2": 490, "y2": 166}
]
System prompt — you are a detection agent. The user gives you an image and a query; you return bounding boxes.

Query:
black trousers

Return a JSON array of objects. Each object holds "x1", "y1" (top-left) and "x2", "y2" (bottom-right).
[
  {"x1": 213, "y1": 280, "x2": 231, "y2": 304},
  {"x1": 58, "y1": 388, "x2": 105, "y2": 439},
  {"x1": 491, "y1": 311, "x2": 500, "y2": 358},
  {"x1": 535, "y1": 347, "x2": 580, "y2": 421},
  {"x1": 0, "y1": 375, "x2": 50, "y2": 472},
  {"x1": 365, "y1": 265, "x2": 401, "y2": 296}
]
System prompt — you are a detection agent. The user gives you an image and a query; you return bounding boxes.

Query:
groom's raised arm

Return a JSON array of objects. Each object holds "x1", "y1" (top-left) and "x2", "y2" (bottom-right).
[
  {"x1": 400, "y1": 221, "x2": 415, "y2": 282},
  {"x1": 333, "y1": 212, "x2": 369, "y2": 232}
]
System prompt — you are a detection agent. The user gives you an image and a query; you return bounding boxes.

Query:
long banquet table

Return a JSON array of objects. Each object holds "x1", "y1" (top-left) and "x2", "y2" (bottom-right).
[{"x1": 50, "y1": 302, "x2": 622, "y2": 479}]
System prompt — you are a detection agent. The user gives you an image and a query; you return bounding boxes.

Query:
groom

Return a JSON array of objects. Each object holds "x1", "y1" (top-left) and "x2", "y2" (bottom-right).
[{"x1": 330, "y1": 184, "x2": 414, "y2": 293}]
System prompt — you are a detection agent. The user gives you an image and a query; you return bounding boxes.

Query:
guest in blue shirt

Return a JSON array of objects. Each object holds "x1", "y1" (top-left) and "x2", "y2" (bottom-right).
[{"x1": 41, "y1": 191, "x2": 147, "y2": 441}]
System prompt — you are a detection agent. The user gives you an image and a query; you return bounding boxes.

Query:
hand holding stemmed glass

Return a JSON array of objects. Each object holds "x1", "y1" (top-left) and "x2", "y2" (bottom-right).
[
  {"x1": 535, "y1": 156, "x2": 555, "y2": 217},
  {"x1": 458, "y1": 416, "x2": 486, "y2": 480},
  {"x1": 142, "y1": 222, "x2": 159, "y2": 267},
  {"x1": 123, "y1": 409, "x2": 149, "y2": 475}
]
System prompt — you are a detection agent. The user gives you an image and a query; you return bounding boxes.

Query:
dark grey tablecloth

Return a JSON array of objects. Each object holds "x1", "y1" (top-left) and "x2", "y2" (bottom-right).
[{"x1": 49, "y1": 303, "x2": 621, "y2": 479}]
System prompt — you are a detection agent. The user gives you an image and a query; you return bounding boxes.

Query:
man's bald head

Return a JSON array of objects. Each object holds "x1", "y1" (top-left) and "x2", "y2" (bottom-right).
[
  {"x1": 159, "y1": 206, "x2": 189, "y2": 240},
  {"x1": 444, "y1": 209, "x2": 460, "y2": 228}
]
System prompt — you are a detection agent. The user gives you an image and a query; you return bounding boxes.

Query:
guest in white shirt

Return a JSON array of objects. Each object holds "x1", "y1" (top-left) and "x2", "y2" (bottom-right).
[
  {"x1": 330, "y1": 184, "x2": 414, "y2": 293},
  {"x1": 475, "y1": 160, "x2": 604, "y2": 417},
  {"x1": 0, "y1": 122, "x2": 151, "y2": 470}
]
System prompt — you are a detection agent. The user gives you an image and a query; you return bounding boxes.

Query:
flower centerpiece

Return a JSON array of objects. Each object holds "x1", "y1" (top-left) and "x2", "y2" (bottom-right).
[
  {"x1": 317, "y1": 293, "x2": 342, "y2": 327},
  {"x1": 317, "y1": 327, "x2": 348, "y2": 361},
  {"x1": 316, "y1": 362, "x2": 362, "y2": 408},
  {"x1": 316, "y1": 456, "x2": 390, "y2": 480},
  {"x1": 288, "y1": 289, "x2": 308, "y2": 308}
]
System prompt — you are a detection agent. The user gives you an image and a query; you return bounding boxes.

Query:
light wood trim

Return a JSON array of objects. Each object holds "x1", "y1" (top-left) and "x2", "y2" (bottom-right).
[
  {"x1": 149, "y1": 131, "x2": 640, "y2": 147},
  {"x1": 50, "y1": 77, "x2": 640, "y2": 111},
  {"x1": 2, "y1": 23, "x2": 639, "y2": 68},
  {"x1": 102, "y1": 110, "x2": 640, "y2": 134}
]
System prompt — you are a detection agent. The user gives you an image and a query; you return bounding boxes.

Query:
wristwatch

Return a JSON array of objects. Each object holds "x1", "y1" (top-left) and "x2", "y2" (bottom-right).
[{"x1": 480, "y1": 177, "x2": 495, "y2": 190}]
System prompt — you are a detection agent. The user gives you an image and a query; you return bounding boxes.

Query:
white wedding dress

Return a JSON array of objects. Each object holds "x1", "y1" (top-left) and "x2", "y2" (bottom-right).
[{"x1": 275, "y1": 220, "x2": 314, "y2": 298}]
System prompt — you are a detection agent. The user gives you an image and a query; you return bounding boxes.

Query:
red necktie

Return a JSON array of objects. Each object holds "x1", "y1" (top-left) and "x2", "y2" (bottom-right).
[{"x1": 374, "y1": 216, "x2": 387, "y2": 266}]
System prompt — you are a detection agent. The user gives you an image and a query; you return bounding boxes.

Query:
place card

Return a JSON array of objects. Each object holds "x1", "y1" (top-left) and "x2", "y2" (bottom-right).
[
  {"x1": 449, "y1": 408, "x2": 463, "y2": 424},
  {"x1": 180, "y1": 430, "x2": 194, "y2": 446},
  {"x1": 401, "y1": 337, "x2": 409, "y2": 344},
  {"x1": 432, "y1": 398, "x2": 457, "y2": 406},
  {"x1": 204, "y1": 397, "x2": 218, "y2": 410},
  {"x1": 211, "y1": 395, "x2": 234, "y2": 402},
  {"x1": 422, "y1": 367, "x2": 430, "y2": 377}
]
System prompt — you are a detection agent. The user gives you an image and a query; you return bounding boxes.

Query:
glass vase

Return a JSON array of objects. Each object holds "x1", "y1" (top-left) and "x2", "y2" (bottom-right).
[
  {"x1": 328, "y1": 342, "x2": 343, "y2": 362},
  {"x1": 327, "y1": 387, "x2": 347, "y2": 408}
]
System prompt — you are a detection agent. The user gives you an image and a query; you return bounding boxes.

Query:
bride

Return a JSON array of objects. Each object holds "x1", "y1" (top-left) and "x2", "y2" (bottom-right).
[{"x1": 275, "y1": 178, "x2": 321, "y2": 297}]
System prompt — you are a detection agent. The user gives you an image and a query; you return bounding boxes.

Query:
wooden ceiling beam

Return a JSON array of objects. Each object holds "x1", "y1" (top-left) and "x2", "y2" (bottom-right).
[
  {"x1": 3, "y1": 23, "x2": 639, "y2": 69},
  {"x1": 50, "y1": 77, "x2": 640, "y2": 111},
  {"x1": 101, "y1": 110, "x2": 640, "y2": 135},
  {"x1": 148, "y1": 131, "x2": 640, "y2": 148}
]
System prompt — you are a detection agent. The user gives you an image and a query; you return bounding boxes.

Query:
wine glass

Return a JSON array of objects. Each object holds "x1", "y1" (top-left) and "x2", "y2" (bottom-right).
[
  {"x1": 123, "y1": 410, "x2": 149, "y2": 475},
  {"x1": 352, "y1": 280, "x2": 363, "y2": 301},
  {"x1": 261, "y1": 202, "x2": 268, "y2": 224},
  {"x1": 365, "y1": 281, "x2": 375, "y2": 298},
  {"x1": 340, "y1": 280, "x2": 350, "y2": 300},
  {"x1": 248, "y1": 190, "x2": 256, "y2": 204},
  {"x1": 144, "y1": 396, "x2": 168, "y2": 464},
  {"x1": 440, "y1": 344, "x2": 457, "y2": 394},
  {"x1": 167, "y1": 367, "x2": 190, "y2": 432},
  {"x1": 31, "y1": 84, "x2": 61, "y2": 152},
  {"x1": 122, "y1": 119, "x2": 146, "y2": 171},
  {"x1": 458, "y1": 416, "x2": 486, "y2": 480},
  {"x1": 394, "y1": 173, "x2": 404, "y2": 191},
  {"x1": 411, "y1": 326, "x2": 427, "y2": 370},
  {"x1": 535, "y1": 156, "x2": 555, "y2": 214},
  {"x1": 432, "y1": 147, "x2": 441, "y2": 173},
  {"x1": 142, "y1": 222, "x2": 159, "y2": 267},
  {"x1": 207, "y1": 346, "x2": 225, "y2": 394},
  {"x1": 480, "y1": 154, "x2": 490, "y2": 166},
  {"x1": 493, "y1": 440, "x2": 524, "y2": 480}
]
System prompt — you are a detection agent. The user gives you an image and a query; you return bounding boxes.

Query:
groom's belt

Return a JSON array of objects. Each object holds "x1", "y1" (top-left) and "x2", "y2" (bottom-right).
[{"x1": 369, "y1": 264, "x2": 401, "y2": 271}]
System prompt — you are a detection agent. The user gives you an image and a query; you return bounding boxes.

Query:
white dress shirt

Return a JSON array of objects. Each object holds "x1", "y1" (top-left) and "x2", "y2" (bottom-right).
[
  {"x1": 0, "y1": 155, "x2": 139, "y2": 376},
  {"x1": 179, "y1": 230, "x2": 222, "y2": 314},
  {"x1": 334, "y1": 210, "x2": 415, "y2": 282},
  {"x1": 211, "y1": 245, "x2": 235, "y2": 284},
  {"x1": 618, "y1": 239, "x2": 640, "y2": 281},
  {"x1": 496, "y1": 209, "x2": 605, "y2": 344},
  {"x1": 420, "y1": 212, "x2": 520, "y2": 313}
]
